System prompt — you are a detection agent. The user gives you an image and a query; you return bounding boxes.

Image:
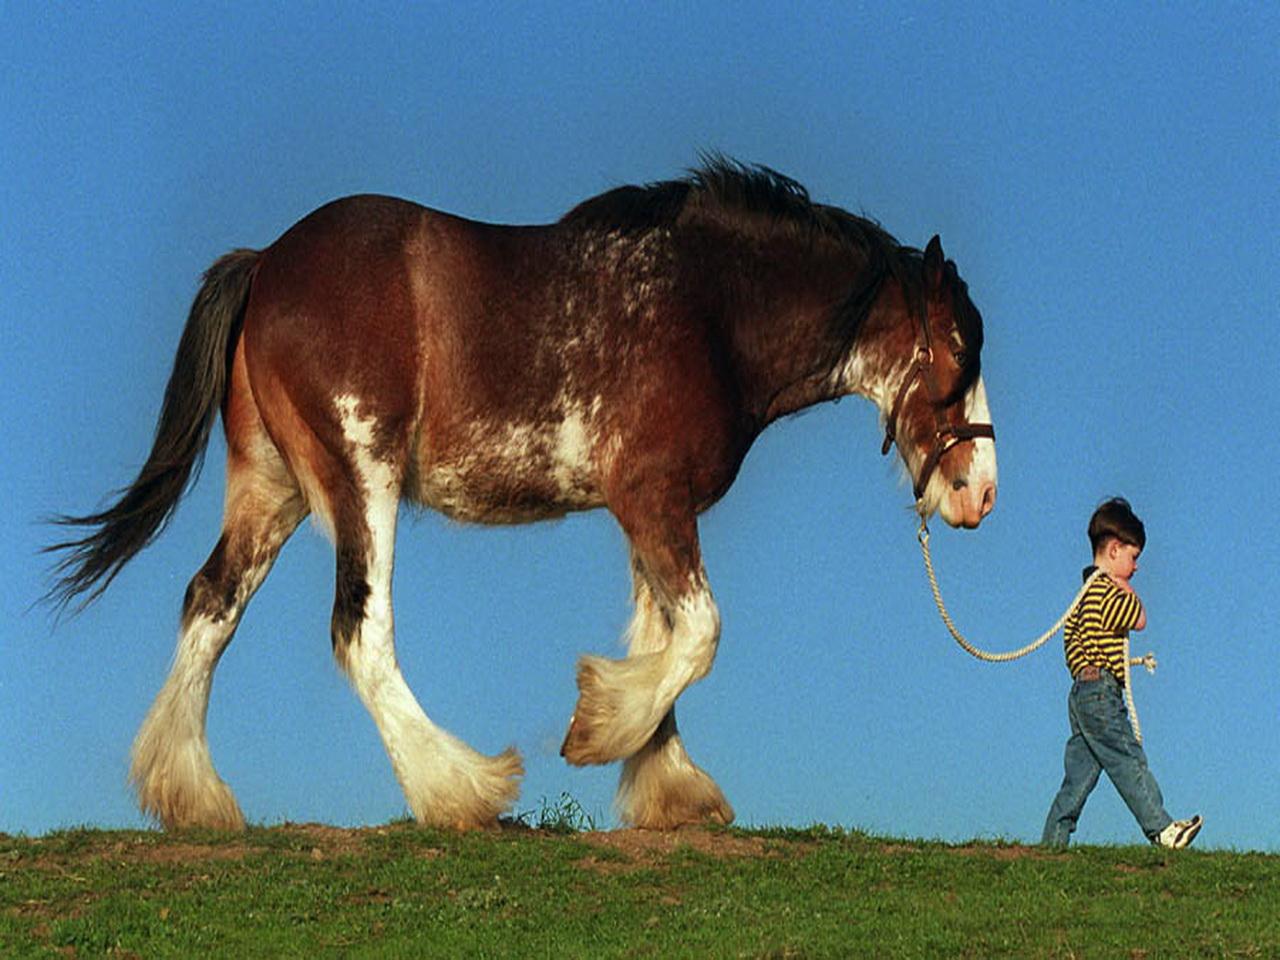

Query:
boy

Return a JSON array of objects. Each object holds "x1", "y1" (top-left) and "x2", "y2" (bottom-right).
[{"x1": 1041, "y1": 497, "x2": 1202, "y2": 848}]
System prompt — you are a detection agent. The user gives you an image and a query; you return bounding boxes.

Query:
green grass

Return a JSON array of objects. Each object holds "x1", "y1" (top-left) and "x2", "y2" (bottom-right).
[
  {"x1": 508, "y1": 790, "x2": 600, "y2": 833},
  {"x1": 2, "y1": 818, "x2": 1276, "y2": 958}
]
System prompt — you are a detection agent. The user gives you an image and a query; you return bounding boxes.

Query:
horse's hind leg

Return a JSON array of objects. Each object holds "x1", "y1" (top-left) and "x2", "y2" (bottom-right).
[
  {"x1": 131, "y1": 428, "x2": 305, "y2": 830},
  {"x1": 615, "y1": 559, "x2": 734, "y2": 829},
  {"x1": 325, "y1": 413, "x2": 522, "y2": 828}
]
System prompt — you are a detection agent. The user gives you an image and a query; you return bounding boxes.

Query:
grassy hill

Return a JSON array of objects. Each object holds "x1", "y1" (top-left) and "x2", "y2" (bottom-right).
[{"x1": 3, "y1": 817, "x2": 1276, "y2": 957}]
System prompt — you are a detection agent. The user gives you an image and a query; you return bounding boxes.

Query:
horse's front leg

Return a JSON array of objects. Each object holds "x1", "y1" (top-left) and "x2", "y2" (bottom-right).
[
  {"x1": 613, "y1": 560, "x2": 734, "y2": 828},
  {"x1": 561, "y1": 499, "x2": 722, "y2": 777}
]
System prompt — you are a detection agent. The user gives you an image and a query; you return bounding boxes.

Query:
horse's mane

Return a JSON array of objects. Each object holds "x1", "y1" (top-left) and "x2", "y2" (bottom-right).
[
  {"x1": 561, "y1": 155, "x2": 898, "y2": 254},
  {"x1": 560, "y1": 156, "x2": 982, "y2": 389}
]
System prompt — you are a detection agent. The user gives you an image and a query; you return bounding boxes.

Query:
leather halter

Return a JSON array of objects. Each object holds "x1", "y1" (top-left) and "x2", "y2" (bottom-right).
[{"x1": 880, "y1": 298, "x2": 995, "y2": 503}]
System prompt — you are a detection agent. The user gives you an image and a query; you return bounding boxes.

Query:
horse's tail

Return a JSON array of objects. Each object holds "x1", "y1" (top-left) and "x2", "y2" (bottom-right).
[{"x1": 44, "y1": 248, "x2": 261, "y2": 611}]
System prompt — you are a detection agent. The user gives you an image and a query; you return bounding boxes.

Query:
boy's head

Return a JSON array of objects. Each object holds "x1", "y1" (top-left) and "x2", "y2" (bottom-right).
[{"x1": 1088, "y1": 497, "x2": 1146, "y2": 557}]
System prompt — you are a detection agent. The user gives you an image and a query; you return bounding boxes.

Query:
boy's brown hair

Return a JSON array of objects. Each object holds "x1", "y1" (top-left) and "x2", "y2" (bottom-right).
[{"x1": 1088, "y1": 497, "x2": 1146, "y2": 554}]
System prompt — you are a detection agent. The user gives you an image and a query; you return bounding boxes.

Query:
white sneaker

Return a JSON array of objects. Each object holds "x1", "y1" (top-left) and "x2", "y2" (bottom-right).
[{"x1": 1157, "y1": 815, "x2": 1203, "y2": 849}]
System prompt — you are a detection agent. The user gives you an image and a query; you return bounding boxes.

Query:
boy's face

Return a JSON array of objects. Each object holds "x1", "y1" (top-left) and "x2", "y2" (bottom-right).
[{"x1": 1098, "y1": 538, "x2": 1141, "y2": 583}]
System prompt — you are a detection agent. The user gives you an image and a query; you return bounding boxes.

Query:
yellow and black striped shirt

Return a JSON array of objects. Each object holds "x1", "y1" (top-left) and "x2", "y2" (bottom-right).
[{"x1": 1063, "y1": 569, "x2": 1144, "y2": 685}]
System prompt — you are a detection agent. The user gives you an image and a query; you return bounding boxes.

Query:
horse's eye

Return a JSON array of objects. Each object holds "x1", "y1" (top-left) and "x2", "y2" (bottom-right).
[{"x1": 953, "y1": 350, "x2": 968, "y2": 368}]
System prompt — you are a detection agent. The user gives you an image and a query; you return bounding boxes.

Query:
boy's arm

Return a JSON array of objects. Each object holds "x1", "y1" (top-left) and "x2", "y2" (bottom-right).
[
  {"x1": 1115, "y1": 577, "x2": 1147, "y2": 631},
  {"x1": 1103, "y1": 579, "x2": 1146, "y2": 631}
]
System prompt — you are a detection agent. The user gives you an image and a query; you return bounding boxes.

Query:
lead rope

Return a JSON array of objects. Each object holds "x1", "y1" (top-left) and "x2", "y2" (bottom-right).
[
  {"x1": 916, "y1": 518, "x2": 1156, "y2": 742},
  {"x1": 1122, "y1": 640, "x2": 1159, "y2": 744}
]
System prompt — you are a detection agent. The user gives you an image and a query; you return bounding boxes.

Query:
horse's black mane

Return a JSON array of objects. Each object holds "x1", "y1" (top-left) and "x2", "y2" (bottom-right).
[
  {"x1": 561, "y1": 154, "x2": 901, "y2": 256},
  {"x1": 561, "y1": 156, "x2": 982, "y2": 390}
]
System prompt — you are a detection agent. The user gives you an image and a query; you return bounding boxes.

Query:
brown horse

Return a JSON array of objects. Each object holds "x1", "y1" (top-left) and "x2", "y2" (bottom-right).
[{"x1": 48, "y1": 158, "x2": 996, "y2": 831}]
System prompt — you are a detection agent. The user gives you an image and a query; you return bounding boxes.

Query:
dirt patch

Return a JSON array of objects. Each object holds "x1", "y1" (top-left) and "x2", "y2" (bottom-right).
[
  {"x1": 575, "y1": 827, "x2": 802, "y2": 872},
  {"x1": 1113, "y1": 860, "x2": 1168, "y2": 874},
  {"x1": 273, "y1": 821, "x2": 380, "y2": 860},
  {"x1": 5, "y1": 822, "x2": 391, "y2": 872},
  {"x1": 105, "y1": 836, "x2": 263, "y2": 866},
  {"x1": 7, "y1": 823, "x2": 809, "y2": 876}
]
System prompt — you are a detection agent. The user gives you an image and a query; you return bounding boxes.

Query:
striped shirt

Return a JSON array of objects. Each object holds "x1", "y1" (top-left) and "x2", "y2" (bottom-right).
[{"x1": 1063, "y1": 567, "x2": 1144, "y2": 685}]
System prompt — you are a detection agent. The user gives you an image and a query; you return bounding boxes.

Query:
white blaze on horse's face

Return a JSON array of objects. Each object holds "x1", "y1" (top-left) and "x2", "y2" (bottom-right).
[{"x1": 927, "y1": 376, "x2": 997, "y2": 529}]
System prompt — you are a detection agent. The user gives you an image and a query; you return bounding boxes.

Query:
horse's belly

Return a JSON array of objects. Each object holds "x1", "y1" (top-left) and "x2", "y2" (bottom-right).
[{"x1": 410, "y1": 413, "x2": 609, "y2": 524}]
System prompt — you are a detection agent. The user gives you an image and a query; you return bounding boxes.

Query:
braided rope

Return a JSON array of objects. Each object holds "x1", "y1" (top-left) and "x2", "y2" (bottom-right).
[
  {"x1": 1124, "y1": 648, "x2": 1159, "y2": 744},
  {"x1": 1123, "y1": 644, "x2": 1140, "y2": 744},
  {"x1": 916, "y1": 520, "x2": 1102, "y2": 662},
  {"x1": 916, "y1": 519, "x2": 1155, "y2": 741}
]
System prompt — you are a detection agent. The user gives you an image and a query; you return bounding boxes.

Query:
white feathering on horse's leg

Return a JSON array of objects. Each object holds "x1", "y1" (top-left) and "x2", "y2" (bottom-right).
[
  {"x1": 604, "y1": 572, "x2": 733, "y2": 827},
  {"x1": 130, "y1": 478, "x2": 299, "y2": 832},
  {"x1": 562, "y1": 651, "x2": 673, "y2": 765},
  {"x1": 562, "y1": 577, "x2": 720, "y2": 768},
  {"x1": 338, "y1": 559, "x2": 525, "y2": 827},
  {"x1": 130, "y1": 614, "x2": 246, "y2": 831},
  {"x1": 333, "y1": 433, "x2": 523, "y2": 829},
  {"x1": 617, "y1": 711, "x2": 734, "y2": 828}
]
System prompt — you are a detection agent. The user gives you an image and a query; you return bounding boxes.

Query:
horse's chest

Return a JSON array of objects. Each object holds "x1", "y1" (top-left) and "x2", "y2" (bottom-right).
[{"x1": 412, "y1": 404, "x2": 609, "y2": 524}]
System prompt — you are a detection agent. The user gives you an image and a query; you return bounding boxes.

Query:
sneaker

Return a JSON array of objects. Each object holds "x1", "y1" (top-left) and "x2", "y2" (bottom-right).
[{"x1": 1157, "y1": 815, "x2": 1203, "y2": 849}]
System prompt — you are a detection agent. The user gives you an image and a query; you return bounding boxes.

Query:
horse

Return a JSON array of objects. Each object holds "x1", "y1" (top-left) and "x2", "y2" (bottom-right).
[{"x1": 47, "y1": 158, "x2": 997, "y2": 831}]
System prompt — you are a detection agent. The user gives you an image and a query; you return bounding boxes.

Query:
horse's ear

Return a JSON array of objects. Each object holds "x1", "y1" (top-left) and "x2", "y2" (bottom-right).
[{"x1": 924, "y1": 235, "x2": 946, "y2": 290}]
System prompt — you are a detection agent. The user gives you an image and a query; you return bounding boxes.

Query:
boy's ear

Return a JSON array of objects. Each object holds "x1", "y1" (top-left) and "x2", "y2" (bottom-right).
[{"x1": 1095, "y1": 537, "x2": 1117, "y2": 562}]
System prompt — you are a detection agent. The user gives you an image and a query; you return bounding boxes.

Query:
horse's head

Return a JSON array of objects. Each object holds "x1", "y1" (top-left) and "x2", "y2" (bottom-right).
[{"x1": 880, "y1": 236, "x2": 997, "y2": 529}]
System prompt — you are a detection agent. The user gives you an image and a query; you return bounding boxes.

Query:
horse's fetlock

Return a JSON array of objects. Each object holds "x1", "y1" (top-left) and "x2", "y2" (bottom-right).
[{"x1": 617, "y1": 727, "x2": 734, "y2": 829}]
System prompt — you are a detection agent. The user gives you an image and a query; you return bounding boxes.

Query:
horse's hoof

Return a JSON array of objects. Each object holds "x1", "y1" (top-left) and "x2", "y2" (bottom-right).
[
  {"x1": 561, "y1": 712, "x2": 613, "y2": 766},
  {"x1": 560, "y1": 714, "x2": 588, "y2": 763},
  {"x1": 559, "y1": 714, "x2": 576, "y2": 759}
]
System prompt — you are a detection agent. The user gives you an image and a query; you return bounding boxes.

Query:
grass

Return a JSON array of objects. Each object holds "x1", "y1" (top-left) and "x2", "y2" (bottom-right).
[
  {"x1": 2, "y1": 816, "x2": 1277, "y2": 958},
  {"x1": 507, "y1": 790, "x2": 600, "y2": 833}
]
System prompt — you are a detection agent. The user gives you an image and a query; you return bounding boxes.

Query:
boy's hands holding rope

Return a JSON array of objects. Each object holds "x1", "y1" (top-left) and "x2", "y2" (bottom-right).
[{"x1": 1131, "y1": 652, "x2": 1158, "y2": 675}]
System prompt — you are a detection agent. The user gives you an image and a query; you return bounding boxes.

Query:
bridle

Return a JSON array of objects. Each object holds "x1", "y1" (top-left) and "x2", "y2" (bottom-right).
[{"x1": 880, "y1": 295, "x2": 995, "y2": 503}]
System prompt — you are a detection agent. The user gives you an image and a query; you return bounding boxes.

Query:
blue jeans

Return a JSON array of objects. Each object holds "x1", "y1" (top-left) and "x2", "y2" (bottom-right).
[{"x1": 1041, "y1": 671, "x2": 1172, "y2": 846}]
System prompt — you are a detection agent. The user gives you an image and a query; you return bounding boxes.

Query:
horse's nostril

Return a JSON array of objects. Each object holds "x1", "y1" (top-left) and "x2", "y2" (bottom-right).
[
  {"x1": 952, "y1": 478, "x2": 968, "y2": 491},
  {"x1": 980, "y1": 483, "x2": 997, "y2": 515}
]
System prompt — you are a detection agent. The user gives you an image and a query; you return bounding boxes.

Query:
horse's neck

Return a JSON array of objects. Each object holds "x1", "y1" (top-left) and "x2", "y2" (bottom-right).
[
  {"x1": 837, "y1": 275, "x2": 918, "y2": 417},
  {"x1": 754, "y1": 352, "x2": 848, "y2": 425},
  {"x1": 730, "y1": 257, "x2": 895, "y2": 429}
]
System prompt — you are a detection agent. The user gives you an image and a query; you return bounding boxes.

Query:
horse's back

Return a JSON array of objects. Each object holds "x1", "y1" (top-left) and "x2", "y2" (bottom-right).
[
  {"x1": 250, "y1": 193, "x2": 488, "y2": 329},
  {"x1": 238, "y1": 195, "x2": 602, "y2": 524}
]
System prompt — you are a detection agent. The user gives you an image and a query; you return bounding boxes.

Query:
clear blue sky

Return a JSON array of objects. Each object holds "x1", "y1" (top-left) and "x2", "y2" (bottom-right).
[{"x1": 3, "y1": 3, "x2": 1276, "y2": 850}]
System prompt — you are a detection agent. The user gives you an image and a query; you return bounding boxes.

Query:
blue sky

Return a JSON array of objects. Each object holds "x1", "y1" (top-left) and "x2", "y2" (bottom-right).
[{"x1": 3, "y1": 3, "x2": 1276, "y2": 850}]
